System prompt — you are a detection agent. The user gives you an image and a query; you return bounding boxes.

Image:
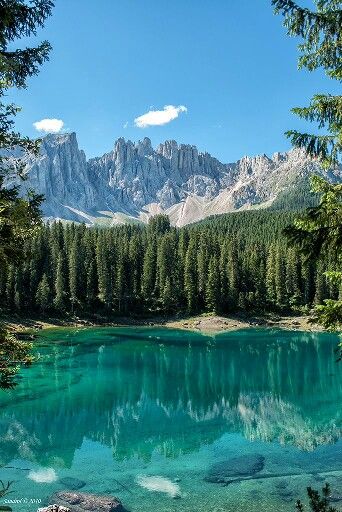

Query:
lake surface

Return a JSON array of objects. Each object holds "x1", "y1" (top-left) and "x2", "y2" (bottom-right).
[{"x1": 0, "y1": 327, "x2": 341, "y2": 511}]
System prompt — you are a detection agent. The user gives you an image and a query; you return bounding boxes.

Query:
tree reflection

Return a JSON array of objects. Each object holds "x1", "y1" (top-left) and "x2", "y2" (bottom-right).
[{"x1": 0, "y1": 328, "x2": 340, "y2": 467}]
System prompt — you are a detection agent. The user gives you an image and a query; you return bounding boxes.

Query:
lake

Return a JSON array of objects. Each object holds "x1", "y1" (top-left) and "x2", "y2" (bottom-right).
[{"x1": 0, "y1": 327, "x2": 341, "y2": 511}]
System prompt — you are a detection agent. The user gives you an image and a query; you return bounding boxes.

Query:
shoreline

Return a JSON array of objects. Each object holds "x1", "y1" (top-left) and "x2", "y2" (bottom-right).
[{"x1": 2, "y1": 312, "x2": 324, "y2": 335}]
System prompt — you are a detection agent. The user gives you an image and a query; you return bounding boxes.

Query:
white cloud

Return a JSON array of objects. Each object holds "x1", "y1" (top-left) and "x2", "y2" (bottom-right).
[
  {"x1": 134, "y1": 105, "x2": 187, "y2": 128},
  {"x1": 123, "y1": 121, "x2": 129, "y2": 129},
  {"x1": 33, "y1": 118, "x2": 64, "y2": 133}
]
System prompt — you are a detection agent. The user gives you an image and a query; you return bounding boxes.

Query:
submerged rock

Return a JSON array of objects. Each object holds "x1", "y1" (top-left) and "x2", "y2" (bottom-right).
[
  {"x1": 49, "y1": 492, "x2": 125, "y2": 512},
  {"x1": 38, "y1": 506, "x2": 70, "y2": 512},
  {"x1": 278, "y1": 489, "x2": 295, "y2": 503},
  {"x1": 275, "y1": 479, "x2": 289, "y2": 490},
  {"x1": 59, "y1": 477, "x2": 86, "y2": 490},
  {"x1": 136, "y1": 475, "x2": 181, "y2": 498},
  {"x1": 329, "y1": 491, "x2": 342, "y2": 503},
  {"x1": 204, "y1": 454, "x2": 265, "y2": 484}
]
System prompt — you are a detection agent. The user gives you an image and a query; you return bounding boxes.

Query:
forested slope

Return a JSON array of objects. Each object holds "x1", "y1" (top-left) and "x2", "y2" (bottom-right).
[{"x1": 1, "y1": 211, "x2": 339, "y2": 318}]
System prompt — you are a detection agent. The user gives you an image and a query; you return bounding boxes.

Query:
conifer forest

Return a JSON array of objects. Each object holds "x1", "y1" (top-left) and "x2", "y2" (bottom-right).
[{"x1": 2, "y1": 210, "x2": 339, "y2": 319}]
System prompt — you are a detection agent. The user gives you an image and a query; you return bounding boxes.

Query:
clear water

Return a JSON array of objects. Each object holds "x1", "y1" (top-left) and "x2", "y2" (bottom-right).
[{"x1": 0, "y1": 327, "x2": 341, "y2": 511}]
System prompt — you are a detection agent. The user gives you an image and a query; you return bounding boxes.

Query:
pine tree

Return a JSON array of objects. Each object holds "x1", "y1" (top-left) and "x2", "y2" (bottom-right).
[
  {"x1": 69, "y1": 238, "x2": 80, "y2": 313},
  {"x1": 14, "y1": 268, "x2": 22, "y2": 311},
  {"x1": 129, "y1": 234, "x2": 142, "y2": 299},
  {"x1": 148, "y1": 214, "x2": 171, "y2": 236},
  {"x1": 5, "y1": 265, "x2": 15, "y2": 310},
  {"x1": 162, "y1": 276, "x2": 176, "y2": 313},
  {"x1": 274, "y1": 0, "x2": 342, "y2": 355},
  {"x1": 273, "y1": 0, "x2": 341, "y2": 165},
  {"x1": 226, "y1": 243, "x2": 240, "y2": 311},
  {"x1": 156, "y1": 234, "x2": 172, "y2": 295},
  {"x1": 141, "y1": 241, "x2": 156, "y2": 305},
  {"x1": 205, "y1": 256, "x2": 220, "y2": 313},
  {"x1": 266, "y1": 244, "x2": 277, "y2": 307},
  {"x1": 86, "y1": 258, "x2": 98, "y2": 308},
  {"x1": 301, "y1": 257, "x2": 316, "y2": 307},
  {"x1": 275, "y1": 246, "x2": 287, "y2": 309},
  {"x1": 197, "y1": 237, "x2": 209, "y2": 309},
  {"x1": 36, "y1": 274, "x2": 50, "y2": 314},
  {"x1": 184, "y1": 237, "x2": 198, "y2": 313},
  {"x1": 286, "y1": 247, "x2": 302, "y2": 308},
  {"x1": 54, "y1": 252, "x2": 67, "y2": 312},
  {"x1": 0, "y1": 0, "x2": 53, "y2": 388},
  {"x1": 219, "y1": 241, "x2": 229, "y2": 312},
  {"x1": 96, "y1": 233, "x2": 112, "y2": 309},
  {"x1": 115, "y1": 251, "x2": 126, "y2": 313}
]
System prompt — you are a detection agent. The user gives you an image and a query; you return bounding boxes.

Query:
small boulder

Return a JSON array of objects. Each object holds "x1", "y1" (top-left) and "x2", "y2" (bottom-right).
[
  {"x1": 205, "y1": 454, "x2": 265, "y2": 484},
  {"x1": 49, "y1": 492, "x2": 125, "y2": 512},
  {"x1": 59, "y1": 477, "x2": 86, "y2": 490}
]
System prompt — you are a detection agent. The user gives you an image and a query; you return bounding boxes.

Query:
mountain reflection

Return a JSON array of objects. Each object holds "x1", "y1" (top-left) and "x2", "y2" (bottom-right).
[{"x1": 0, "y1": 328, "x2": 341, "y2": 467}]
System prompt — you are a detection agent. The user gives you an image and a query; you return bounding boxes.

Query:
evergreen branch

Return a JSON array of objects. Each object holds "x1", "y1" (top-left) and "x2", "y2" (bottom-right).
[
  {"x1": 291, "y1": 94, "x2": 342, "y2": 129},
  {"x1": 272, "y1": 0, "x2": 342, "y2": 37},
  {"x1": 272, "y1": 0, "x2": 342, "y2": 78},
  {"x1": 285, "y1": 130, "x2": 341, "y2": 166},
  {"x1": 0, "y1": 41, "x2": 52, "y2": 89},
  {"x1": 0, "y1": 0, "x2": 54, "y2": 48}
]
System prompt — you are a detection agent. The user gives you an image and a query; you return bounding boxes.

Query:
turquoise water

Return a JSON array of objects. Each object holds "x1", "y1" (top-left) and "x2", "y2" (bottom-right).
[{"x1": 0, "y1": 327, "x2": 341, "y2": 511}]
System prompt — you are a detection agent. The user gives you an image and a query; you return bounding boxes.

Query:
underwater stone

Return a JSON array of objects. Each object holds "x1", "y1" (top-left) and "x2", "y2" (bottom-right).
[
  {"x1": 204, "y1": 454, "x2": 265, "y2": 483},
  {"x1": 329, "y1": 491, "x2": 342, "y2": 503},
  {"x1": 49, "y1": 492, "x2": 126, "y2": 512},
  {"x1": 38, "y1": 506, "x2": 70, "y2": 512},
  {"x1": 59, "y1": 477, "x2": 86, "y2": 490}
]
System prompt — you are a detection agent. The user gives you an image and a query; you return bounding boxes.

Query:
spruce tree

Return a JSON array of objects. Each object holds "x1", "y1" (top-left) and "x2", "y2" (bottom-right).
[
  {"x1": 197, "y1": 237, "x2": 209, "y2": 309},
  {"x1": 274, "y1": 0, "x2": 342, "y2": 355},
  {"x1": 162, "y1": 276, "x2": 176, "y2": 313},
  {"x1": 184, "y1": 237, "x2": 198, "y2": 313},
  {"x1": 96, "y1": 233, "x2": 112, "y2": 309},
  {"x1": 54, "y1": 252, "x2": 67, "y2": 312},
  {"x1": 14, "y1": 267, "x2": 22, "y2": 311},
  {"x1": 273, "y1": 0, "x2": 341, "y2": 165},
  {"x1": 115, "y1": 251, "x2": 126, "y2": 313},
  {"x1": 69, "y1": 238, "x2": 80, "y2": 313},
  {"x1": 0, "y1": 0, "x2": 53, "y2": 388},
  {"x1": 148, "y1": 214, "x2": 171, "y2": 236},
  {"x1": 141, "y1": 241, "x2": 156, "y2": 305},
  {"x1": 36, "y1": 273, "x2": 50, "y2": 314},
  {"x1": 266, "y1": 244, "x2": 277, "y2": 307},
  {"x1": 275, "y1": 247, "x2": 288, "y2": 309},
  {"x1": 286, "y1": 247, "x2": 302, "y2": 308},
  {"x1": 205, "y1": 256, "x2": 221, "y2": 314},
  {"x1": 226, "y1": 243, "x2": 239, "y2": 311},
  {"x1": 86, "y1": 258, "x2": 98, "y2": 308}
]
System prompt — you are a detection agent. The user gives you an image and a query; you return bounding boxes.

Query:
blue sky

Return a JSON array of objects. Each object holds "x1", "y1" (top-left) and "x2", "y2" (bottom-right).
[{"x1": 8, "y1": 0, "x2": 339, "y2": 162}]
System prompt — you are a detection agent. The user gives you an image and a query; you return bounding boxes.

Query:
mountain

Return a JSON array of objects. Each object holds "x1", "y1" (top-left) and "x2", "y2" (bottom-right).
[{"x1": 6, "y1": 132, "x2": 342, "y2": 226}]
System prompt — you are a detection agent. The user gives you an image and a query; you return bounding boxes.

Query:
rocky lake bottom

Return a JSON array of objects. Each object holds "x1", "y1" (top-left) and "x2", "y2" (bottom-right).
[{"x1": 0, "y1": 327, "x2": 341, "y2": 511}]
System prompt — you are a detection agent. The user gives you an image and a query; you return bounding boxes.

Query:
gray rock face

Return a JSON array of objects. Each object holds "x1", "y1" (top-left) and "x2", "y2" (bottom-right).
[
  {"x1": 7, "y1": 133, "x2": 342, "y2": 226},
  {"x1": 204, "y1": 454, "x2": 265, "y2": 484},
  {"x1": 49, "y1": 492, "x2": 125, "y2": 512}
]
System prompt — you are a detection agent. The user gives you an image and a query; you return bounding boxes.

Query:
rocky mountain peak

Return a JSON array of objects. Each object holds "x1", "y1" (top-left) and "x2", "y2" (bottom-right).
[{"x1": 7, "y1": 132, "x2": 342, "y2": 226}]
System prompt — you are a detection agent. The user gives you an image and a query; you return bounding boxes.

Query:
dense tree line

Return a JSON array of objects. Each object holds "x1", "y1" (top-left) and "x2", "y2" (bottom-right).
[{"x1": 1, "y1": 211, "x2": 340, "y2": 318}]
